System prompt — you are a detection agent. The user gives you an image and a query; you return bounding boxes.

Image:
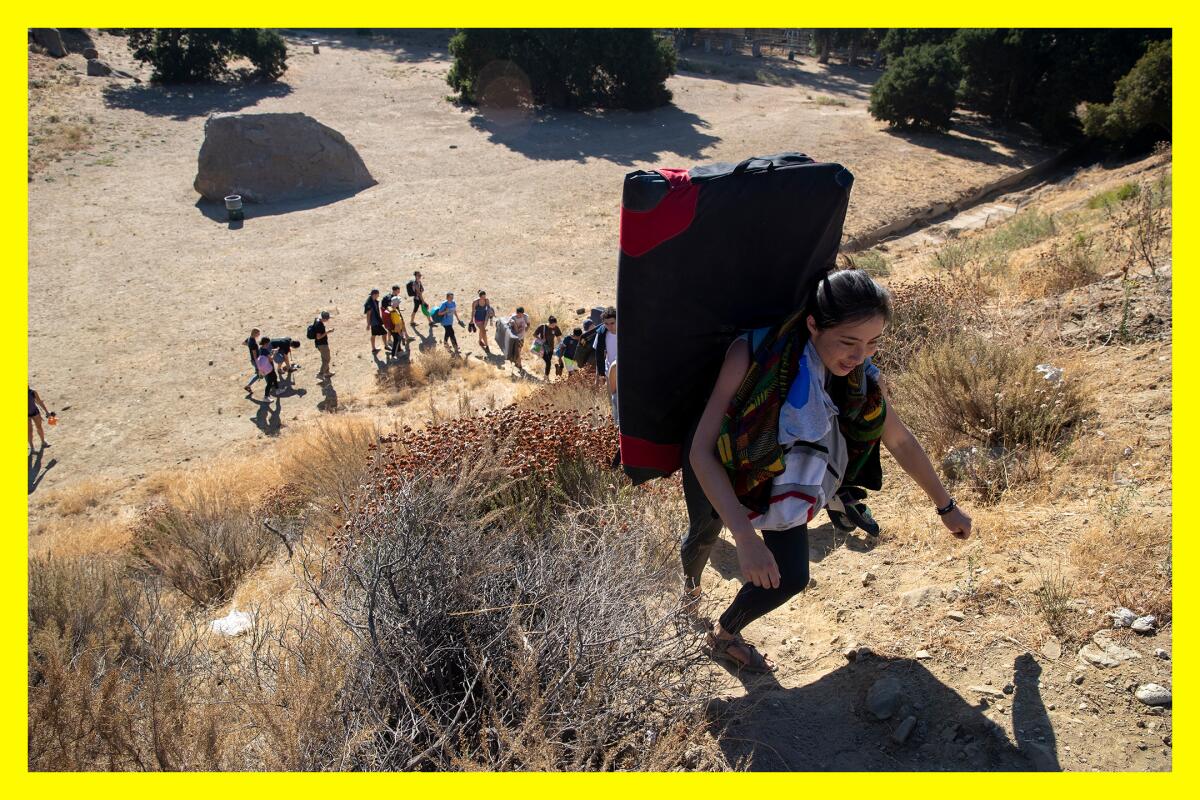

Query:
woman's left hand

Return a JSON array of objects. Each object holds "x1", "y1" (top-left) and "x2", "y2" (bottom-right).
[{"x1": 941, "y1": 506, "x2": 973, "y2": 539}]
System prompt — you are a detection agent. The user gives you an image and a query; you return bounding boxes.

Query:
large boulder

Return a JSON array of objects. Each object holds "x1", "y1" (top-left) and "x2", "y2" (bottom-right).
[
  {"x1": 30, "y1": 29, "x2": 67, "y2": 58},
  {"x1": 194, "y1": 112, "x2": 376, "y2": 204}
]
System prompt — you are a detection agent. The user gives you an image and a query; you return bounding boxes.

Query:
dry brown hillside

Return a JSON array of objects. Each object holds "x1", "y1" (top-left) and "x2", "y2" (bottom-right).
[{"x1": 28, "y1": 30, "x2": 1170, "y2": 772}]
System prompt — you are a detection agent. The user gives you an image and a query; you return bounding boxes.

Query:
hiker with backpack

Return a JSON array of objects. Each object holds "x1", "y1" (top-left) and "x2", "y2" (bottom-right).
[
  {"x1": 364, "y1": 289, "x2": 386, "y2": 354},
  {"x1": 308, "y1": 312, "x2": 333, "y2": 378},
  {"x1": 532, "y1": 316, "x2": 563, "y2": 382},
  {"x1": 556, "y1": 327, "x2": 583, "y2": 376},
  {"x1": 684, "y1": 270, "x2": 973, "y2": 673},
  {"x1": 407, "y1": 271, "x2": 426, "y2": 327},
  {"x1": 431, "y1": 292, "x2": 464, "y2": 352}
]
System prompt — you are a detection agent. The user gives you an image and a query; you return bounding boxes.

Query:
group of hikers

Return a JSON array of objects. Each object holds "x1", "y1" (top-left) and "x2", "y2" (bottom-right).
[{"x1": 241, "y1": 270, "x2": 622, "y2": 417}]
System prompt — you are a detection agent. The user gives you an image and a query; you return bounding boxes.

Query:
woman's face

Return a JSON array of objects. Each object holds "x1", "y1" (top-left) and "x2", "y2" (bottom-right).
[{"x1": 806, "y1": 313, "x2": 887, "y2": 377}]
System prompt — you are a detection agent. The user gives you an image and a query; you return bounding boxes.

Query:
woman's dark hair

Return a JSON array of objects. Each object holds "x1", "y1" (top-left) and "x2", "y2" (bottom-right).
[{"x1": 807, "y1": 269, "x2": 892, "y2": 329}]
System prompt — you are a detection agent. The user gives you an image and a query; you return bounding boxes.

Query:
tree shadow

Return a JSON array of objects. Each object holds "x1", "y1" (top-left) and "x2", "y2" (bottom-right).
[
  {"x1": 709, "y1": 653, "x2": 1059, "y2": 771},
  {"x1": 194, "y1": 185, "x2": 375, "y2": 223},
  {"x1": 102, "y1": 80, "x2": 294, "y2": 121},
  {"x1": 677, "y1": 52, "x2": 878, "y2": 100},
  {"x1": 882, "y1": 112, "x2": 1053, "y2": 170},
  {"x1": 466, "y1": 102, "x2": 721, "y2": 166},
  {"x1": 28, "y1": 449, "x2": 57, "y2": 495}
]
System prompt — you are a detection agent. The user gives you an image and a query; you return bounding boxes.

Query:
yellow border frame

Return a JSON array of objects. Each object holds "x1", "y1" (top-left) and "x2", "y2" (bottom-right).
[{"x1": 9, "y1": 6, "x2": 1184, "y2": 793}]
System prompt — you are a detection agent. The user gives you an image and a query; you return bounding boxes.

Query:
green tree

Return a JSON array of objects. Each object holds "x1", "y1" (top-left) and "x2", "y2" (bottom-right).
[
  {"x1": 127, "y1": 28, "x2": 288, "y2": 83},
  {"x1": 1083, "y1": 39, "x2": 1172, "y2": 145},
  {"x1": 868, "y1": 43, "x2": 960, "y2": 131},
  {"x1": 447, "y1": 29, "x2": 675, "y2": 111}
]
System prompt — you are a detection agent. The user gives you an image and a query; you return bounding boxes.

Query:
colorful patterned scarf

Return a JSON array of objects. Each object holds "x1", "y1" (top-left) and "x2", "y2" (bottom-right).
[{"x1": 716, "y1": 313, "x2": 887, "y2": 514}]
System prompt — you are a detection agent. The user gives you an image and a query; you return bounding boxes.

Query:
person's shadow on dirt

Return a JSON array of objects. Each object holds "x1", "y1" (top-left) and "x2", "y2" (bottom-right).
[
  {"x1": 273, "y1": 375, "x2": 307, "y2": 400},
  {"x1": 708, "y1": 653, "x2": 1060, "y2": 772},
  {"x1": 317, "y1": 374, "x2": 339, "y2": 413},
  {"x1": 28, "y1": 449, "x2": 57, "y2": 495},
  {"x1": 249, "y1": 395, "x2": 282, "y2": 436}
]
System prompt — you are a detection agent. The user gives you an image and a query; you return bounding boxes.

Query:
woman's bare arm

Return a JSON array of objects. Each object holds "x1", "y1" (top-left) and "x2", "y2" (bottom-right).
[
  {"x1": 689, "y1": 339, "x2": 782, "y2": 588},
  {"x1": 880, "y1": 386, "x2": 972, "y2": 538}
]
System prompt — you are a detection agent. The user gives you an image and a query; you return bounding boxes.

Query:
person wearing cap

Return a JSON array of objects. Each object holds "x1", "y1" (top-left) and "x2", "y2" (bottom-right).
[
  {"x1": 313, "y1": 311, "x2": 333, "y2": 378},
  {"x1": 532, "y1": 316, "x2": 562, "y2": 382},
  {"x1": 382, "y1": 285, "x2": 402, "y2": 319}
]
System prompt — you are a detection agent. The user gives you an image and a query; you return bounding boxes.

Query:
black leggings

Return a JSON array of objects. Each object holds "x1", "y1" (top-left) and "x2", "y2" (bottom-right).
[
  {"x1": 442, "y1": 325, "x2": 457, "y2": 346},
  {"x1": 543, "y1": 349, "x2": 554, "y2": 377},
  {"x1": 680, "y1": 423, "x2": 810, "y2": 636}
]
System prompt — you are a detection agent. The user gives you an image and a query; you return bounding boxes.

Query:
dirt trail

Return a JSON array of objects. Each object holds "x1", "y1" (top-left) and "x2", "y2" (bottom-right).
[{"x1": 28, "y1": 30, "x2": 1055, "y2": 492}]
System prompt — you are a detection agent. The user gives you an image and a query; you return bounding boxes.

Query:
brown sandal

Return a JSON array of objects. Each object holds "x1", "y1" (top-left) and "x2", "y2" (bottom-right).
[{"x1": 706, "y1": 631, "x2": 777, "y2": 673}]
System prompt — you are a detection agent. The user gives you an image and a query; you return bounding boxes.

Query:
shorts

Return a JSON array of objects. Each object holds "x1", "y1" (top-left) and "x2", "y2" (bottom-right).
[
  {"x1": 371, "y1": 323, "x2": 387, "y2": 336},
  {"x1": 273, "y1": 351, "x2": 287, "y2": 364},
  {"x1": 412, "y1": 297, "x2": 423, "y2": 314}
]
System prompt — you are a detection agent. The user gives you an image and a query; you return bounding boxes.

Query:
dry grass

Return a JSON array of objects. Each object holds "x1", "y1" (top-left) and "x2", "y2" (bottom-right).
[
  {"x1": 29, "y1": 517, "x2": 133, "y2": 558},
  {"x1": 1019, "y1": 234, "x2": 1102, "y2": 298},
  {"x1": 130, "y1": 468, "x2": 280, "y2": 607},
  {"x1": 277, "y1": 415, "x2": 378, "y2": 519},
  {"x1": 1069, "y1": 510, "x2": 1171, "y2": 623},
  {"x1": 44, "y1": 477, "x2": 120, "y2": 516}
]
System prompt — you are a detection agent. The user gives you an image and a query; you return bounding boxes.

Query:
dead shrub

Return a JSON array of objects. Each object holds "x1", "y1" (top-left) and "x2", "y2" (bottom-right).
[
  {"x1": 894, "y1": 336, "x2": 1089, "y2": 455},
  {"x1": 1069, "y1": 515, "x2": 1171, "y2": 624},
  {"x1": 323, "y1": 458, "x2": 727, "y2": 771},
  {"x1": 278, "y1": 416, "x2": 379, "y2": 517},
  {"x1": 28, "y1": 575, "x2": 228, "y2": 771},
  {"x1": 131, "y1": 472, "x2": 278, "y2": 607},
  {"x1": 1019, "y1": 235, "x2": 1102, "y2": 297},
  {"x1": 875, "y1": 277, "x2": 981, "y2": 373},
  {"x1": 46, "y1": 477, "x2": 118, "y2": 516},
  {"x1": 29, "y1": 554, "x2": 135, "y2": 659}
]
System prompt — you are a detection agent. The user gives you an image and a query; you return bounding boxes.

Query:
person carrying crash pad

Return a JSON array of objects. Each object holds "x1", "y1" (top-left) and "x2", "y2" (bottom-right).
[{"x1": 684, "y1": 269, "x2": 973, "y2": 673}]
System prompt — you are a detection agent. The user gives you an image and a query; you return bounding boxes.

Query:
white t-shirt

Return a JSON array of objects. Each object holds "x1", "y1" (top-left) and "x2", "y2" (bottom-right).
[{"x1": 604, "y1": 330, "x2": 618, "y2": 371}]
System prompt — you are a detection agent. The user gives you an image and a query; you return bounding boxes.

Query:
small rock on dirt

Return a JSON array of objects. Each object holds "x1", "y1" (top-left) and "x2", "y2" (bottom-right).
[
  {"x1": 915, "y1": 650, "x2": 931, "y2": 660},
  {"x1": 1135, "y1": 683, "x2": 1171, "y2": 706},
  {"x1": 862, "y1": 571, "x2": 876, "y2": 587},
  {"x1": 970, "y1": 685, "x2": 1006, "y2": 698},
  {"x1": 891, "y1": 715, "x2": 917, "y2": 744},
  {"x1": 866, "y1": 677, "x2": 903, "y2": 720},
  {"x1": 82, "y1": 47, "x2": 99, "y2": 60},
  {"x1": 901, "y1": 585, "x2": 942, "y2": 607},
  {"x1": 946, "y1": 610, "x2": 965, "y2": 621},
  {"x1": 1154, "y1": 648, "x2": 1170, "y2": 660},
  {"x1": 1110, "y1": 607, "x2": 1137, "y2": 628},
  {"x1": 1041, "y1": 636, "x2": 1063, "y2": 660},
  {"x1": 1079, "y1": 630, "x2": 1141, "y2": 668},
  {"x1": 1131, "y1": 615, "x2": 1157, "y2": 634}
]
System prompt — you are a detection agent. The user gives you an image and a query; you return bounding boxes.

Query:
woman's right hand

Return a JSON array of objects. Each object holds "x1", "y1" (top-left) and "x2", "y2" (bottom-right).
[{"x1": 732, "y1": 526, "x2": 780, "y2": 589}]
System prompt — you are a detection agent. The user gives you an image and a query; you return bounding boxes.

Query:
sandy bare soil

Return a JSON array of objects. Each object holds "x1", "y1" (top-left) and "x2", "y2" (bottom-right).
[{"x1": 27, "y1": 30, "x2": 1057, "y2": 492}]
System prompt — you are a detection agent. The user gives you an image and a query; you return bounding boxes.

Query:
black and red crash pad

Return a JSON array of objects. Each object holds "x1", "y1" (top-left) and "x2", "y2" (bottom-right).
[{"x1": 617, "y1": 153, "x2": 854, "y2": 485}]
